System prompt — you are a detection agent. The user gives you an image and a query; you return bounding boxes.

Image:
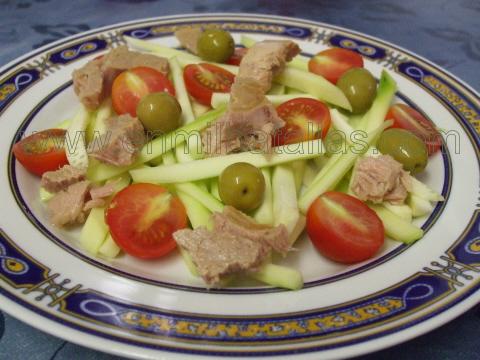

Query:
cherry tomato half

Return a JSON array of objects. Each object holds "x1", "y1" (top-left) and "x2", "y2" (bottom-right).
[
  {"x1": 106, "y1": 183, "x2": 187, "y2": 259},
  {"x1": 13, "y1": 129, "x2": 68, "y2": 176},
  {"x1": 306, "y1": 191, "x2": 384, "y2": 264},
  {"x1": 273, "y1": 98, "x2": 331, "y2": 146},
  {"x1": 183, "y1": 63, "x2": 235, "y2": 106},
  {"x1": 386, "y1": 104, "x2": 442, "y2": 155},
  {"x1": 226, "y1": 47, "x2": 248, "y2": 66},
  {"x1": 112, "y1": 66, "x2": 175, "y2": 117},
  {"x1": 308, "y1": 48, "x2": 364, "y2": 84}
]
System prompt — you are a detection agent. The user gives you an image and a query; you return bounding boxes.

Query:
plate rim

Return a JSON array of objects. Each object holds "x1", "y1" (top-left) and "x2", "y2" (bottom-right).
[{"x1": 1, "y1": 12, "x2": 479, "y2": 360}]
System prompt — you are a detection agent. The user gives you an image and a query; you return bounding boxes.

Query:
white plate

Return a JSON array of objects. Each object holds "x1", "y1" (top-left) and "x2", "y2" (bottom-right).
[{"x1": 0, "y1": 13, "x2": 479, "y2": 359}]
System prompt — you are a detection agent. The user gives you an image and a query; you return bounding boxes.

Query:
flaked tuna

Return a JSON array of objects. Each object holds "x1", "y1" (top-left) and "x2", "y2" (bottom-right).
[
  {"x1": 351, "y1": 155, "x2": 412, "y2": 205},
  {"x1": 41, "y1": 165, "x2": 86, "y2": 193},
  {"x1": 173, "y1": 227, "x2": 269, "y2": 286},
  {"x1": 47, "y1": 180, "x2": 91, "y2": 227},
  {"x1": 212, "y1": 206, "x2": 290, "y2": 256},
  {"x1": 88, "y1": 114, "x2": 146, "y2": 167}
]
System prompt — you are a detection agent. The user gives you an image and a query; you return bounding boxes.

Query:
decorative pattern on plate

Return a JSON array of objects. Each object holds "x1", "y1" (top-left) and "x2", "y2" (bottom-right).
[
  {"x1": 328, "y1": 34, "x2": 386, "y2": 59},
  {"x1": 0, "y1": 230, "x2": 81, "y2": 308},
  {"x1": 48, "y1": 38, "x2": 107, "y2": 65},
  {"x1": 122, "y1": 20, "x2": 312, "y2": 40},
  {"x1": 0, "y1": 68, "x2": 40, "y2": 112}
]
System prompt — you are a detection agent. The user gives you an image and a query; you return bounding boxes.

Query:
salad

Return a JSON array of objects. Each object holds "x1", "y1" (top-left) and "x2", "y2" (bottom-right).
[{"x1": 12, "y1": 26, "x2": 445, "y2": 290}]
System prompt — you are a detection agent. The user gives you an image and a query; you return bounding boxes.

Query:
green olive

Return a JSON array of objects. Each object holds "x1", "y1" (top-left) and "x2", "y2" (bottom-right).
[
  {"x1": 197, "y1": 29, "x2": 234, "y2": 63},
  {"x1": 136, "y1": 92, "x2": 182, "y2": 133},
  {"x1": 219, "y1": 162, "x2": 265, "y2": 212},
  {"x1": 337, "y1": 68, "x2": 377, "y2": 114},
  {"x1": 377, "y1": 128, "x2": 428, "y2": 174}
]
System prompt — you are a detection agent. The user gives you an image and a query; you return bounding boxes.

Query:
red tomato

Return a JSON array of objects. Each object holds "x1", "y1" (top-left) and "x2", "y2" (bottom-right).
[
  {"x1": 13, "y1": 129, "x2": 68, "y2": 176},
  {"x1": 306, "y1": 191, "x2": 384, "y2": 264},
  {"x1": 183, "y1": 63, "x2": 235, "y2": 106},
  {"x1": 112, "y1": 66, "x2": 175, "y2": 116},
  {"x1": 273, "y1": 98, "x2": 331, "y2": 146},
  {"x1": 106, "y1": 183, "x2": 187, "y2": 259},
  {"x1": 308, "y1": 48, "x2": 363, "y2": 84},
  {"x1": 226, "y1": 47, "x2": 248, "y2": 66},
  {"x1": 386, "y1": 104, "x2": 442, "y2": 155}
]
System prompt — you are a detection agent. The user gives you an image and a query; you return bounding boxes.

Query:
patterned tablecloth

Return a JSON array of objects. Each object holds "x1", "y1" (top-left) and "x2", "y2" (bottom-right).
[{"x1": 0, "y1": 0, "x2": 479, "y2": 359}]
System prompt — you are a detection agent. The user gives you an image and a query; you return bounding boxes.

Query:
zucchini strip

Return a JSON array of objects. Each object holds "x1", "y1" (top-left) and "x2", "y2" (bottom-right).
[
  {"x1": 369, "y1": 204, "x2": 424, "y2": 244},
  {"x1": 65, "y1": 105, "x2": 91, "y2": 169},
  {"x1": 275, "y1": 67, "x2": 352, "y2": 111},
  {"x1": 130, "y1": 139, "x2": 325, "y2": 184},
  {"x1": 125, "y1": 36, "x2": 199, "y2": 61},
  {"x1": 169, "y1": 57, "x2": 195, "y2": 124},
  {"x1": 272, "y1": 165, "x2": 299, "y2": 235},
  {"x1": 80, "y1": 207, "x2": 108, "y2": 255},
  {"x1": 98, "y1": 234, "x2": 121, "y2": 258},
  {"x1": 253, "y1": 168, "x2": 274, "y2": 225},
  {"x1": 211, "y1": 93, "x2": 315, "y2": 109},
  {"x1": 250, "y1": 263, "x2": 303, "y2": 290},
  {"x1": 175, "y1": 183, "x2": 224, "y2": 213}
]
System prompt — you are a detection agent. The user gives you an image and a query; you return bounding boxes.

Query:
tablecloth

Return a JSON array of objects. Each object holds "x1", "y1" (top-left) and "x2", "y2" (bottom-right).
[{"x1": 0, "y1": 0, "x2": 479, "y2": 359}]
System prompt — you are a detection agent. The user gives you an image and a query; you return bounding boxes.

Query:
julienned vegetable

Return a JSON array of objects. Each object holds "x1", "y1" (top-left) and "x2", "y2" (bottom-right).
[
  {"x1": 253, "y1": 168, "x2": 274, "y2": 225},
  {"x1": 368, "y1": 204, "x2": 424, "y2": 244},
  {"x1": 87, "y1": 105, "x2": 227, "y2": 182},
  {"x1": 272, "y1": 164, "x2": 299, "y2": 235},
  {"x1": 169, "y1": 57, "x2": 195, "y2": 124},
  {"x1": 86, "y1": 99, "x2": 111, "y2": 143},
  {"x1": 250, "y1": 263, "x2": 303, "y2": 290},
  {"x1": 65, "y1": 106, "x2": 90, "y2": 169},
  {"x1": 211, "y1": 93, "x2": 316, "y2": 109},
  {"x1": 80, "y1": 207, "x2": 109, "y2": 255},
  {"x1": 275, "y1": 67, "x2": 352, "y2": 111},
  {"x1": 130, "y1": 138, "x2": 325, "y2": 184}
]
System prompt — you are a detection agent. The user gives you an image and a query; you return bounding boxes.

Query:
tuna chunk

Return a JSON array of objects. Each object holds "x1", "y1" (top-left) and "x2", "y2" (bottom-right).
[
  {"x1": 202, "y1": 97, "x2": 284, "y2": 156},
  {"x1": 237, "y1": 40, "x2": 300, "y2": 93},
  {"x1": 351, "y1": 155, "x2": 412, "y2": 205},
  {"x1": 72, "y1": 59, "x2": 104, "y2": 110},
  {"x1": 212, "y1": 206, "x2": 290, "y2": 256},
  {"x1": 201, "y1": 40, "x2": 300, "y2": 156},
  {"x1": 83, "y1": 198, "x2": 106, "y2": 211},
  {"x1": 173, "y1": 227, "x2": 269, "y2": 286},
  {"x1": 88, "y1": 114, "x2": 146, "y2": 167},
  {"x1": 89, "y1": 181, "x2": 117, "y2": 200},
  {"x1": 72, "y1": 46, "x2": 169, "y2": 110},
  {"x1": 41, "y1": 165, "x2": 86, "y2": 193},
  {"x1": 101, "y1": 45, "x2": 169, "y2": 76},
  {"x1": 48, "y1": 180, "x2": 91, "y2": 227},
  {"x1": 174, "y1": 27, "x2": 203, "y2": 54}
]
